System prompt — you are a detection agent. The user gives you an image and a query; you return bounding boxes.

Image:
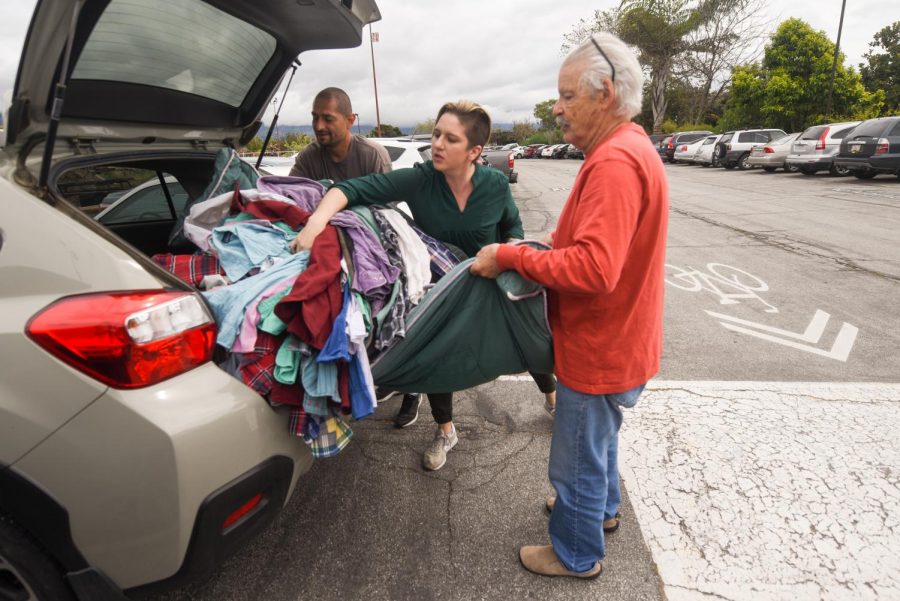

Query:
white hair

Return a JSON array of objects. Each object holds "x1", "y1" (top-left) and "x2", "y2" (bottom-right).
[{"x1": 562, "y1": 32, "x2": 643, "y2": 120}]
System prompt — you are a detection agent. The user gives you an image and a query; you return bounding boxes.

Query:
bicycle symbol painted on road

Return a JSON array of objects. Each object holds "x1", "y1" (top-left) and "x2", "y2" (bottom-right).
[{"x1": 665, "y1": 263, "x2": 778, "y2": 313}]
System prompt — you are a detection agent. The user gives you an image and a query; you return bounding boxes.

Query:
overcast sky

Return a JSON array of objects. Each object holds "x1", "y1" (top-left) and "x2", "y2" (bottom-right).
[{"x1": 1, "y1": 0, "x2": 897, "y2": 128}]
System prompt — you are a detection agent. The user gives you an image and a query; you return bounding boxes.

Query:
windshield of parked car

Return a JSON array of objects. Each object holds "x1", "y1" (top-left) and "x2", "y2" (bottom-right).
[
  {"x1": 71, "y1": 0, "x2": 277, "y2": 107},
  {"x1": 846, "y1": 120, "x2": 889, "y2": 137},
  {"x1": 799, "y1": 126, "x2": 828, "y2": 140}
]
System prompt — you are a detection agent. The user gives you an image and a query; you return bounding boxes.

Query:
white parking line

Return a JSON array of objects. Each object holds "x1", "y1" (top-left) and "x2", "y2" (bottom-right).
[{"x1": 498, "y1": 376, "x2": 900, "y2": 600}]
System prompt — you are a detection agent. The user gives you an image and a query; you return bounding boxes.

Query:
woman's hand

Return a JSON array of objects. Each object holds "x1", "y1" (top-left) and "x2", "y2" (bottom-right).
[{"x1": 290, "y1": 217, "x2": 325, "y2": 253}]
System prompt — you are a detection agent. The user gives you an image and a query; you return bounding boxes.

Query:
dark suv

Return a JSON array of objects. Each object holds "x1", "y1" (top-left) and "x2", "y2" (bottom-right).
[
  {"x1": 834, "y1": 116, "x2": 900, "y2": 180},
  {"x1": 663, "y1": 131, "x2": 713, "y2": 163}
]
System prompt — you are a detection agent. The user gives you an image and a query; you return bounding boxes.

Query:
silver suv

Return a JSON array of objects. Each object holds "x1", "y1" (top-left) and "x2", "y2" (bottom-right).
[
  {"x1": 0, "y1": 0, "x2": 379, "y2": 599},
  {"x1": 719, "y1": 129, "x2": 787, "y2": 170},
  {"x1": 785, "y1": 121, "x2": 862, "y2": 176}
]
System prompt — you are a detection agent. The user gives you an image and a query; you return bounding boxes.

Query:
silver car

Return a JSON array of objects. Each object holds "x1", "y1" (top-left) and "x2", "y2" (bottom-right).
[
  {"x1": 785, "y1": 121, "x2": 862, "y2": 176},
  {"x1": 0, "y1": 0, "x2": 379, "y2": 599},
  {"x1": 746, "y1": 132, "x2": 802, "y2": 172}
]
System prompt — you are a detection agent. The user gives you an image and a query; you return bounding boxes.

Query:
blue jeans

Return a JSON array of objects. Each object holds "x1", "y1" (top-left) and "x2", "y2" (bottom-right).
[{"x1": 548, "y1": 381, "x2": 645, "y2": 573}]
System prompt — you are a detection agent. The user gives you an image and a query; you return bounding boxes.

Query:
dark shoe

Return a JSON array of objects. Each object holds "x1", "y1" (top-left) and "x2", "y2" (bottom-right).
[
  {"x1": 545, "y1": 496, "x2": 620, "y2": 533},
  {"x1": 375, "y1": 387, "x2": 398, "y2": 402},
  {"x1": 394, "y1": 393, "x2": 422, "y2": 428},
  {"x1": 518, "y1": 544, "x2": 602, "y2": 579}
]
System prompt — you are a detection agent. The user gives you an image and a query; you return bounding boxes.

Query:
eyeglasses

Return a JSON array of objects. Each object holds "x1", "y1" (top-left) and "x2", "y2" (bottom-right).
[{"x1": 590, "y1": 37, "x2": 616, "y2": 83}]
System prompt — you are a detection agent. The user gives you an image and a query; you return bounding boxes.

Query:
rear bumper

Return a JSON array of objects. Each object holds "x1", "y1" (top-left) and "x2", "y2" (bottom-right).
[
  {"x1": 746, "y1": 155, "x2": 782, "y2": 167},
  {"x1": 785, "y1": 155, "x2": 834, "y2": 172},
  {"x1": 834, "y1": 155, "x2": 900, "y2": 173}
]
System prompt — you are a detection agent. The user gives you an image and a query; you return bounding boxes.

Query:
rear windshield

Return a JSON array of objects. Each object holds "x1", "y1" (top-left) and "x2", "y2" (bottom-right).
[
  {"x1": 848, "y1": 120, "x2": 893, "y2": 137},
  {"x1": 831, "y1": 125, "x2": 857, "y2": 139},
  {"x1": 676, "y1": 133, "x2": 706, "y2": 144},
  {"x1": 800, "y1": 126, "x2": 827, "y2": 140},
  {"x1": 701, "y1": 137, "x2": 717, "y2": 145},
  {"x1": 71, "y1": 0, "x2": 276, "y2": 107}
]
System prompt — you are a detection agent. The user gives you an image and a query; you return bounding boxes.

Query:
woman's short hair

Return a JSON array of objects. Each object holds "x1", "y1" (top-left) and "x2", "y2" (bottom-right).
[
  {"x1": 436, "y1": 100, "x2": 492, "y2": 149},
  {"x1": 562, "y1": 32, "x2": 643, "y2": 120}
]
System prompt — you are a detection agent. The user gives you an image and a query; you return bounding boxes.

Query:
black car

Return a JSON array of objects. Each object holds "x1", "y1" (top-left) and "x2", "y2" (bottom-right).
[
  {"x1": 834, "y1": 116, "x2": 900, "y2": 179},
  {"x1": 656, "y1": 135, "x2": 673, "y2": 161},
  {"x1": 664, "y1": 131, "x2": 713, "y2": 163}
]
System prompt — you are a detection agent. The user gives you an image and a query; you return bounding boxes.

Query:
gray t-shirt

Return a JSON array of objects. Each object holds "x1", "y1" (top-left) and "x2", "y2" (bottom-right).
[{"x1": 289, "y1": 135, "x2": 392, "y2": 182}]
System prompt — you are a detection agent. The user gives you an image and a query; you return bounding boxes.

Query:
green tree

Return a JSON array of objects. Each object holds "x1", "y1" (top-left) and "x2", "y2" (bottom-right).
[
  {"x1": 409, "y1": 118, "x2": 436, "y2": 137},
  {"x1": 533, "y1": 99, "x2": 557, "y2": 131},
  {"x1": 369, "y1": 124, "x2": 403, "y2": 137},
  {"x1": 721, "y1": 18, "x2": 884, "y2": 132},
  {"x1": 510, "y1": 120, "x2": 537, "y2": 144},
  {"x1": 860, "y1": 22, "x2": 900, "y2": 114},
  {"x1": 617, "y1": 0, "x2": 707, "y2": 134}
]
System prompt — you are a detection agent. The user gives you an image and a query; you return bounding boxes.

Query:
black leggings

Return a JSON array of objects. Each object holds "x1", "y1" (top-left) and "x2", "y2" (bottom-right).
[{"x1": 427, "y1": 372, "x2": 557, "y2": 424}]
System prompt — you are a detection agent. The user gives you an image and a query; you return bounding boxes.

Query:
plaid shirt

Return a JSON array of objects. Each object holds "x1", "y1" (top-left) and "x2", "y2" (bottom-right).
[
  {"x1": 151, "y1": 253, "x2": 226, "y2": 287},
  {"x1": 408, "y1": 223, "x2": 463, "y2": 280}
]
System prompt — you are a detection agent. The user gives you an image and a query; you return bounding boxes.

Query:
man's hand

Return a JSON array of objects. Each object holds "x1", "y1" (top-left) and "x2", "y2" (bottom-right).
[
  {"x1": 470, "y1": 243, "x2": 502, "y2": 279},
  {"x1": 541, "y1": 231, "x2": 555, "y2": 247}
]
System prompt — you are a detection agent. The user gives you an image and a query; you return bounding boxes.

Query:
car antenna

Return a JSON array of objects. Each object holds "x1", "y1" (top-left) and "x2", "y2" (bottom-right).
[
  {"x1": 39, "y1": 0, "x2": 85, "y2": 190},
  {"x1": 256, "y1": 60, "x2": 300, "y2": 169}
]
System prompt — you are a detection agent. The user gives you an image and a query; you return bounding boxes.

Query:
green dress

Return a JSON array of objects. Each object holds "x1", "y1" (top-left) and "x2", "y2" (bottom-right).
[{"x1": 334, "y1": 160, "x2": 523, "y2": 258}]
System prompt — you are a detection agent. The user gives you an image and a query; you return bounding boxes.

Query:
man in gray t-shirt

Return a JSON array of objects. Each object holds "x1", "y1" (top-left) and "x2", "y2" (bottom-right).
[{"x1": 289, "y1": 87, "x2": 391, "y2": 182}]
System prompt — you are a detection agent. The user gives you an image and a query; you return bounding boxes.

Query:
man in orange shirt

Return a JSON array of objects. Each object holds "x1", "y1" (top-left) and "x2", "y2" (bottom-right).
[{"x1": 471, "y1": 32, "x2": 668, "y2": 578}]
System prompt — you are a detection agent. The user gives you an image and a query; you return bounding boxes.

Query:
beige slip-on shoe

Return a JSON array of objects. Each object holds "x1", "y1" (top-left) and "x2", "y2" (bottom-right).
[{"x1": 518, "y1": 544, "x2": 602, "y2": 579}]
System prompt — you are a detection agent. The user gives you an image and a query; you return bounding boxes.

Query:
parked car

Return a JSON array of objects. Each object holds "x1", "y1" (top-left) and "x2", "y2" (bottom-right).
[
  {"x1": 720, "y1": 129, "x2": 787, "y2": 169},
  {"x1": 656, "y1": 135, "x2": 673, "y2": 161},
  {"x1": 481, "y1": 146, "x2": 518, "y2": 183},
  {"x1": 785, "y1": 121, "x2": 862, "y2": 176},
  {"x1": 551, "y1": 144, "x2": 571, "y2": 159},
  {"x1": 673, "y1": 137, "x2": 707, "y2": 164},
  {"x1": 540, "y1": 144, "x2": 560, "y2": 159},
  {"x1": 368, "y1": 137, "x2": 433, "y2": 169},
  {"x1": 746, "y1": 132, "x2": 802, "y2": 172},
  {"x1": 94, "y1": 175, "x2": 190, "y2": 225},
  {"x1": 663, "y1": 131, "x2": 713, "y2": 163},
  {"x1": 523, "y1": 144, "x2": 545, "y2": 159},
  {"x1": 833, "y1": 116, "x2": 900, "y2": 180},
  {"x1": 693, "y1": 134, "x2": 722, "y2": 167},
  {"x1": 648, "y1": 133, "x2": 667, "y2": 147},
  {"x1": 566, "y1": 145, "x2": 585, "y2": 160},
  {"x1": 0, "y1": 1, "x2": 380, "y2": 600}
]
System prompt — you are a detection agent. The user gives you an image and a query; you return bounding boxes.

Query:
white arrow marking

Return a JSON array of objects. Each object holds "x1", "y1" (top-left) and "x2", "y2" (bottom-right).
[
  {"x1": 706, "y1": 309, "x2": 830, "y2": 343},
  {"x1": 705, "y1": 310, "x2": 858, "y2": 362}
]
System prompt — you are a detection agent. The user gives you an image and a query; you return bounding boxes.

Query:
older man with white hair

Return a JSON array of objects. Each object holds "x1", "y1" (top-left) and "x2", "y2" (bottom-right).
[{"x1": 471, "y1": 32, "x2": 669, "y2": 578}]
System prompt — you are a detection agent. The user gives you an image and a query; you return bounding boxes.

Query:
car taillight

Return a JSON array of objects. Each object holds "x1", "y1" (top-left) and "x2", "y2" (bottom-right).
[
  {"x1": 223, "y1": 493, "x2": 264, "y2": 531},
  {"x1": 764, "y1": 146, "x2": 775, "y2": 153},
  {"x1": 875, "y1": 138, "x2": 890, "y2": 155},
  {"x1": 667, "y1": 142, "x2": 673, "y2": 149},
  {"x1": 508, "y1": 152, "x2": 514, "y2": 169},
  {"x1": 816, "y1": 127, "x2": 830, "y2": 150},
  {"x1": 681, "y1": 145, "x2": 687, "y2": 151},
  {"x1": 26, "y1": 291, "x2": 215, "y2": 389}
]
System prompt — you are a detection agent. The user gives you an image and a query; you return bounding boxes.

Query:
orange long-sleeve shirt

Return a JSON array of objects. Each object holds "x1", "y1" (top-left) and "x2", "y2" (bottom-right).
[{"x1": 496, "y1": 123, "x2": 668, "y2": 394}]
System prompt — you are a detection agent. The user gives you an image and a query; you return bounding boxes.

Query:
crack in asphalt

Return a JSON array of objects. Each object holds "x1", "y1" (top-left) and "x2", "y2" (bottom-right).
[{"x1": 669, "y1": 206, "x2": 900, "y2": 283}]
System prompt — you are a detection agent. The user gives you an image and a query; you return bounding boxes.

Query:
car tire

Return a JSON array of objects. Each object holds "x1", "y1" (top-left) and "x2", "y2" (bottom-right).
[
  {"x1": 737, "y1": 153, "x2": 751, "y2": 170},
  {"x1": 711, "y1": 154, "x2": 720, "y2": 168},
  {"x1": 763, "y1": 167, "x2": 777, "y2": 172},
  {"x1": 0, "y1": 514, "x2": 77, "y2": 601},
  {"x1": 785, "y1": 164, "x2": 799, "y2": 173},
  {"x1": 508, "y1": 172, "x2": 518, "y2": 184},
  {"x1": 852, "y1": 170, "x2": 877, "y2": 180},
  {"x1": 829, "y1": 163, "x2": 851, "y2": 177}
]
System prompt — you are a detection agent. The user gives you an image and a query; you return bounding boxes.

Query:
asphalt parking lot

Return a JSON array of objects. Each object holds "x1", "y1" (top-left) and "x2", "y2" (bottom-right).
[{"x1": 153, "y1": 158, "x2": 900, "y2": 601}]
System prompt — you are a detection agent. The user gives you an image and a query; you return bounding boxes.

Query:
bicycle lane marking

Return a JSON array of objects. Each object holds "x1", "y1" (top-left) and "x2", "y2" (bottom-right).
[{"x1": 666, "y1": 262, "x2": 859, "y2": 362}]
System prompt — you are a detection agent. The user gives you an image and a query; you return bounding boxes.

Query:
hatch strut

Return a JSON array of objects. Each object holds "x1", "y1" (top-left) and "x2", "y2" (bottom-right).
[
  {"x1": 39, "y1": 0, "x2": 85, "y2": 189},
  {"x1": 256, "y1": 60, "x2": 300, "y2": 169}
]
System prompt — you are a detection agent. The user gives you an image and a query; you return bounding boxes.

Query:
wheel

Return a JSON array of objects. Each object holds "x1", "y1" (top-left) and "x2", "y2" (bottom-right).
[
  {"x1": 829, "y1": 163, "x2": 851, "y2": 177},
  {"x1": 852, "y1": 170, "x2": 877, "y2": 180},
  {"x1": 763, "y1": 167, "x2": 777, "y2": 172},
  {"x1": 737, "y1": 153, "x2": 752, "y2": 170},
  {"x1": 0, "y1": 514, "x2": 76, "y2": 601},
  {"x1": 711, "y1": 154, "x2": 720, "y2": 168},
  {"x1": 785, "y1": 163, "x2": 799, "y2": 173}
]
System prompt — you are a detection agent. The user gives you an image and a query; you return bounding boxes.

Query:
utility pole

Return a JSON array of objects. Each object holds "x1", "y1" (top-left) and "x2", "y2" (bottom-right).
[
  {"x1": 369, "y1": 25, "x2": 382, "y2": 137},
  {"x1": 826, "y1": 0, "x2": 847, "y2": 117}
]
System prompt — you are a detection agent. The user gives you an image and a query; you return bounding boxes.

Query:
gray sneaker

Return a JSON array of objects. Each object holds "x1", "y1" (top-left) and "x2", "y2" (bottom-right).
[{"x1": 422, "y1": 427, "x2": 458, "y2": 471}]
